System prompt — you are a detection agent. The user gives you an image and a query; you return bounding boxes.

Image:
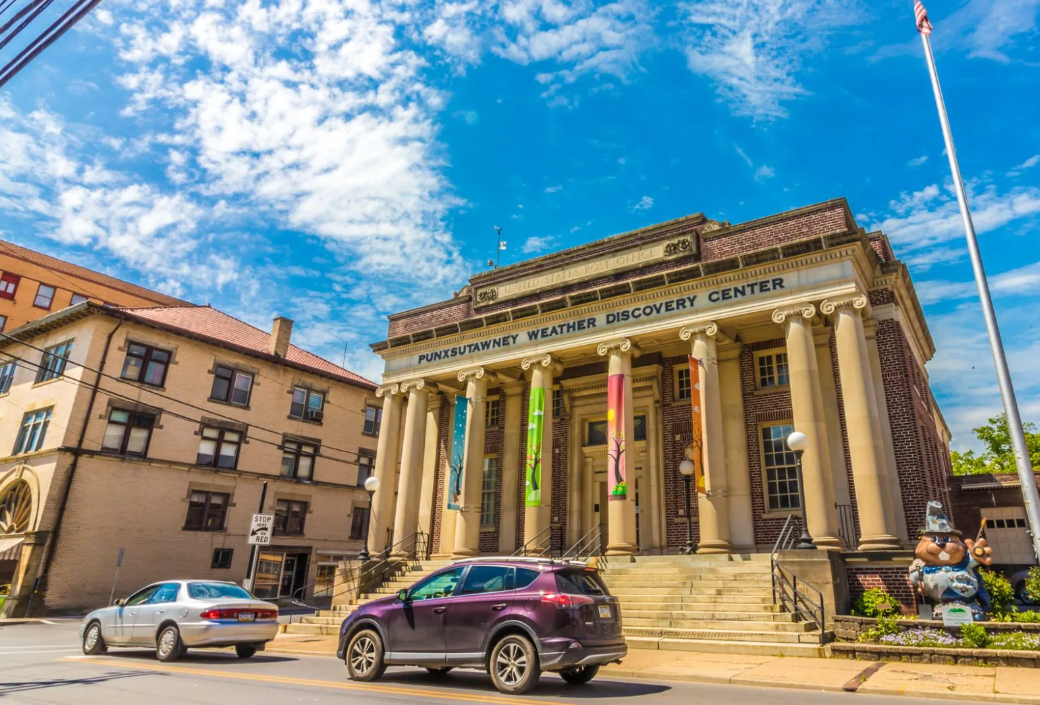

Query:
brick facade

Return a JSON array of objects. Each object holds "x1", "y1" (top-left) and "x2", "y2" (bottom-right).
[{"x1": 846, "y1": 564, "x2": 917, "y2": 615}]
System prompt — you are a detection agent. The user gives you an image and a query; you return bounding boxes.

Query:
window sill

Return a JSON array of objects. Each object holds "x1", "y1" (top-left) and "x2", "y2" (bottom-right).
[
  {"x1": 274, "y1": 533, "x2": 306, "y2": 539},
  {"x1": 120, "y1": 377, "x2": 167, "y2": 392},
  {"x1": 754, "y1": 385, "x2": 791, "y2": 396},
  {"x1": 760, "y1": 509, "x2": 801, "y2": 520},
  {"x1": 207, "y1": 397, "x2": 251, "y2": 411},
  {"x1": 361, "y1": 431, "x2": 381, "y2": 438},
  {"x1": 480, "y1": 526, "x2": 496, "y2": 533},
  {"x1": 287, "y1": 415, "x2": 323, "y2": 426},
  {"x1": 183, "y1": 526, "x2": 226, "y2": 532},
  {"x1": 194, "y1": 462, "x2": 240, "y2": 472},
  {"x1": 32, "y1": 304, "x2": 53, "y2": 311},
  {"x1": 32, "y1": 376, "x2": 65, "y2": 388}
]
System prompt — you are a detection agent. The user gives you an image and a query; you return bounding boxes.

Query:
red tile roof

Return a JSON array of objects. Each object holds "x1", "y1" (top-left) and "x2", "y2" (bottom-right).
[
  {"x1": 118, "y1": 304, "x2": 376, "y2": 389},
  {"x1": 0, "y1": 240, "x2": 189, "y2": 306}
]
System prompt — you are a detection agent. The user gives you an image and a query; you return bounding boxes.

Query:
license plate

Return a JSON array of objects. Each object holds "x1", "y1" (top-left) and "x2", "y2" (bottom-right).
[
  {"x1": 597, "y1": 605, "x2": 611, "y2": 619},
  {"x1": 238, "y1": 612, "x2": 256, "y2": 622}
]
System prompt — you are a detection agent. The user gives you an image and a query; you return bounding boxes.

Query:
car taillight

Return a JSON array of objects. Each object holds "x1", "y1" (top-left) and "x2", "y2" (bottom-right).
[
  {"x1": 540, "y1": 593, "x2": 595, "y2": 608},
  {"x1": 200, "y1": 608, "x2": 278, "y2": 620}
]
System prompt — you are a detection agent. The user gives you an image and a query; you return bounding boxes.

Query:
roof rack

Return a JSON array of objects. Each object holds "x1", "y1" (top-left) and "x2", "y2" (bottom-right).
[{"x1": 450, "y1": 556, "x2": 588, "y2": 567}]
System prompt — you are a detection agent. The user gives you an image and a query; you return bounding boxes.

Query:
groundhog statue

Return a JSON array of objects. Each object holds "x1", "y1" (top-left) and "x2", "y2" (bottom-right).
[{"x1": 908, "y1": 501, "x2": 993, "y2": 621}]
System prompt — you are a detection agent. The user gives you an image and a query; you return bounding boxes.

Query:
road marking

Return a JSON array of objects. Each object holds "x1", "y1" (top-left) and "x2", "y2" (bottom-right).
[
  {"x1": 0, "y1": 649, "x2": 81, "y2": 654},
  {"x1": 64, "y1": 657, "x2": 572, "y2": 705}
]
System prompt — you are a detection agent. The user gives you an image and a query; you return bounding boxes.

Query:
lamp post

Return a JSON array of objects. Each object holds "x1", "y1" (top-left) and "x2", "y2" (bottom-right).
[
  {"x1": 358, "y1": 476, "x2": 380, "y2": 561},
  {"x1": 785, "y1": 431, "x2": 816, "y2": 550},
  {"x1": 679, "y1": 459, "x2": 696, "y2": 555}
]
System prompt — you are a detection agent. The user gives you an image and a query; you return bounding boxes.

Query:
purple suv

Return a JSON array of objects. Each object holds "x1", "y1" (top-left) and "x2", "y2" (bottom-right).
[{"x1": 337, "y1": 558, "x2": 626, "y2": 694}]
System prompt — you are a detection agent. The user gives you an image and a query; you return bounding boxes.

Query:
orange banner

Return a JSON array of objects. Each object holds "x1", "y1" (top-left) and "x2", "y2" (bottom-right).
[{"x1": 688, "y1": 355, "x2": 706, "y2": 495}]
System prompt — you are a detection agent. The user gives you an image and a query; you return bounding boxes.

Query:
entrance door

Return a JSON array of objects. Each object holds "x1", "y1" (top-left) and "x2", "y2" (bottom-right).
[{"x1": 597, "y1": 482, "x2": 609, "y2": 546}]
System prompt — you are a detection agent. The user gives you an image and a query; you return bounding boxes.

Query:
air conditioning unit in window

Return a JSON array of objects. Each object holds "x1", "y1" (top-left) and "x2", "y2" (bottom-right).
[{"x1": 306, "y1": 409, "x2": 324, "y2": 421}]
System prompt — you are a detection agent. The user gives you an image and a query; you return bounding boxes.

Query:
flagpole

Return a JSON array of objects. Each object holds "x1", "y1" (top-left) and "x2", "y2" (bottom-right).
[{"x1": 917, "y1": 13, "x2": 1040, "y2": 564}]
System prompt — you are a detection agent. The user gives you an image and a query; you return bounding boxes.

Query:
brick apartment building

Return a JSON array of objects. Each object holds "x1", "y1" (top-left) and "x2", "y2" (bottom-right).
[{"x1": 0, "y1": 302, "x2": 382, "y2": 616}]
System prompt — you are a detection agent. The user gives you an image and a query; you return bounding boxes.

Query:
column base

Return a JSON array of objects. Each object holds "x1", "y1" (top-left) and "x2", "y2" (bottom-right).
[
  {"x1": 811, "y1": 535, "x2": 845, "y2": 550},
  {"x1": 451, "y1": 548, "x2": 480, "y2": 559},
  {"x1": 857, "y1": 535, "x2": 903, "y2": 552},
  {"x1": 696, "y1": 540, "x2": 732, "y2": 555},
  {"x1": 605, "y1": 542, "x2": 639, "y2": 557}
]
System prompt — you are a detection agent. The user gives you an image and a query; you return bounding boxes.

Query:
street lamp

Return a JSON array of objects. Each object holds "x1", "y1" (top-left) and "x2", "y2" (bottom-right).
[
  {"x1": 785, "y1": 431, "x2": 817, "y2": 550},
  {"x1": 679, "y1": 459, "x2": 696, "y2": 555},
  {"x1": 358, "y1": 476, "x2": 380, "y2": 561}
]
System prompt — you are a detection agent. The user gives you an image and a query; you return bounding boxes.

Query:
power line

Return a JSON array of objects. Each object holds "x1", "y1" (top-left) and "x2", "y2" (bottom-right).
[{"x1": 0, "y1": 0, "x2": 102, "y2": 90}]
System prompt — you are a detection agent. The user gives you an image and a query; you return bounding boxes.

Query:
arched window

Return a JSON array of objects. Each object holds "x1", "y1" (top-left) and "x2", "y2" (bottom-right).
[{"x1": 0, "y1": 481, "x2": 31, "y2": 535}]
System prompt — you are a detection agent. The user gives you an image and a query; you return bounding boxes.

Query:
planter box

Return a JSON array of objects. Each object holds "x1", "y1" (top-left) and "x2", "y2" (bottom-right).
[
  {"x1": 834, "y1": 615, "x2": 1040, "y2": 642},
  {"x1": 831, "y1": 642, "x2": 1040, "y2": 667}
]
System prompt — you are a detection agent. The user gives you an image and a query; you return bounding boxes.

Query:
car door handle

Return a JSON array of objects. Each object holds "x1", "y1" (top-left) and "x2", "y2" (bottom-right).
[
  {"x1": 433, "y1": 607, "x2": 447, "y2": 614},
  {"x1": 491, "y1": 604, "x2": 508, "y2": 611}
]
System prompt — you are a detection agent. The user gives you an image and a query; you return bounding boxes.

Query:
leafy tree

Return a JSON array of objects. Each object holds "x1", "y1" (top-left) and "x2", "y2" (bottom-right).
[{"x1": 950, "y1": 414, "x2": 1040, "y2": 476}]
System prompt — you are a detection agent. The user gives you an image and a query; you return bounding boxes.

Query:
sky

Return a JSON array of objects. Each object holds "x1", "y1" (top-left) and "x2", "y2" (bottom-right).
[{"x1": 0, "y1": 0, "x2": 1038, "y2": 453}]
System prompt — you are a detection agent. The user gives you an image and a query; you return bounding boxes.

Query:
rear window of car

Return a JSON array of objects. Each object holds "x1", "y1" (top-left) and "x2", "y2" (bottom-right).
[
  {"x1": 555, "y1": 569, "x2": 607, "y2": 596},
  {"x1": 515, "y1": 567, "x2": 541, "y2": 589},
  {"x1": 188, "y1": 582, "x2": 253, "y2": 600}
]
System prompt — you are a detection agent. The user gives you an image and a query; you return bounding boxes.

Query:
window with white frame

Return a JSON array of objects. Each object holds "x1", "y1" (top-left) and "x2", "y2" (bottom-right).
[
  {"x1": 485, "y1": 398, "x2": 500, "y2": 428},
  {"x1": 480, "y1": 456, "x2": 498, "y2": 528},
  {"x1": 757, "y1": 351, "x2": 790, "y2": 389},
  {"x1": 0, "y1": 360, "x2": 16, "y2": 394},
  {"x1": 761, "y1": 423, "x2": 800, "y2": 511},
  {"x1": 675, "y1": 366, "x2": 692, "y2": 400}
]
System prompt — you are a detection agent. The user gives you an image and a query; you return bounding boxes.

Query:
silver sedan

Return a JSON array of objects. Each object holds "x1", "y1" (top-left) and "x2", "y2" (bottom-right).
[{"x1": 79, "y1": 580, "x2": 279, "y2": 661}]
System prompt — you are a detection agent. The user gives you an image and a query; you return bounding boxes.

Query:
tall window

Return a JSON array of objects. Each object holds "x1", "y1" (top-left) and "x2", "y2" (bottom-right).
[
  {"x1": 485, "y1": 398, "x2": 500, "y2": 428},
  {"x1": 36, "y1": 340, "x2": 73, "y2": 382},
  {"x1": 102, "y1": 409, "x2": 155, "y2": 456},
  {"x1": 363, "y1": 405, "x2": 382, "y2": 436},
  {"x1": 480, "y1": 456, "x2": 498, "y2": 528},
  {"x1": 350, "y1": 507, "x2": 368, "y2": 539},
  {"x1": 586, "y1": 420, "x2": 608, "y2": 446},
  {"x1": 676, "y1": 367, "x2": 691, "y2": 400},
  {"x1": 14, "y1": 407, "x2": 52, "y2": 454},
  {"x1": 281, "y1": 439, "x2": 317, "y2": 480},
  {"x1": 274, "y1": 500, "x2": 307, "y2": 535},
  {"x1": 0, "y1": 315, "x2": 6, "y2": 332},
  {"x1": 356, "y1": 452, "x2": 374, "y2": 486},
  {"x1": 289, "y1": 387, "x2": 324, "y2": 420},
  {"x1": 70, "y1": 293, "x2": 89, "y2": 305},
  {"x1": 762, "y1": 423, "x2": 800, "y2": 511},
  {"x1": 184, "y1": 490, "x2": 229, "y2": 531},
  {"x1": 634, "y1": 414, "x2": 647, "y2": 442},
  {"x1": 758, "y1": 352, "x2": 790, "y2": 389},
  {"x1": 121, "y1": 343, "x2": 171, "y2": 387},
  {"x1": 0, "y1": 360, "x2": 16, "y2": 394},
  {"x1": 0, "y1": 272, "x2": 19, "y2": 299},
  {"x1": 197, "y1": 426, "x2": 242, "y2": 468},
  {"x1": 210, "y1": 365, "x2": 253, "y2": 406},
  {"x1": 33, "y1": 284, "x2": 55, "y2": 309}
]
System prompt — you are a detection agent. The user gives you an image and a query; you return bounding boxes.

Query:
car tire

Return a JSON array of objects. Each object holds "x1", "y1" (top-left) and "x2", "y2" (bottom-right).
[
  {"x1": 82, "y1": 621, "x2": 107, "y2": 655},
  {"x1": 560, "y1": 665, "x2": 599, "y2": 685},
  {"x1": 345, "y1": 629, "x2": 386, "y2": 682},
  {"x1": 489, "y1": 634, "x2": 540, "y2": 695},
  {"x1": 235, "y1": 645, "x2": 258, "y2": 659},
  {"x1": 426, "y1": 667, "x2": 453, "y2": 676},
  {"x1": 156, "y1": 625, "x2": 183, "y2": 663}
]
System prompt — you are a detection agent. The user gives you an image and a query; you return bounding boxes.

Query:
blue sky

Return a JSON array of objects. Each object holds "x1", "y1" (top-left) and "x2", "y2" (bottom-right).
[{"x1": 1, "y1": 0, "x2": 1039, "y2": 452}]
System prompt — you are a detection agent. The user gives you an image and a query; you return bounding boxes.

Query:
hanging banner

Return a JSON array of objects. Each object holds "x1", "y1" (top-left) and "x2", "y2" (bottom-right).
[
  {"x1": 688, "y1": 356, "x2": 706, "y2": 495},
  {"x1": 606, "y1": 373, "x2": 627, "y2": 501},
  {"x1": 447, "y1": 394, "x2": 468, "y2": 510},
  {"x1": 524, "y1": 387, "x2": 546, "y2": 507}
]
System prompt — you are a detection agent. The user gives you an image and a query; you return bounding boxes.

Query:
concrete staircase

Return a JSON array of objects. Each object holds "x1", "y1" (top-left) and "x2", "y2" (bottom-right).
[
  {"x1": 601, "y1": 554, "x2": 828, "y2": 657},
  {"x1": 281, "y1": 559, "x2": 452, "y2": 636}
]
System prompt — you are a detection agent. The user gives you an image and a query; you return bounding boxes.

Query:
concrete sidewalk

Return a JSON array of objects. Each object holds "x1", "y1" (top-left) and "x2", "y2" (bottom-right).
[{"x1": 268, "y1": 633, "x2": 1040, "y2": 704}]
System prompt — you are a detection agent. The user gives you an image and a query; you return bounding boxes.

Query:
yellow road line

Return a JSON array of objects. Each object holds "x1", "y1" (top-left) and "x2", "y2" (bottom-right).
[{"x1": 62, "y1": 657, "x2": 570, "y2": 705}]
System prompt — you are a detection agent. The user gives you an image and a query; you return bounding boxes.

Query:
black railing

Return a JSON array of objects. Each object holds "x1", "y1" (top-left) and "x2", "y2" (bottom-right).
[
  {"x1": 512, "y1": 525, "x2": 554, "y2": 558},
  {"x1": 770, "y1": 514, "x2": 826, "y2": 646},
  {"x1": 836, "y1": 503, "x2": 858, "y2": 550},
  {"x1": 562, "y1": 525, "x2": 607, "y2": 566}
]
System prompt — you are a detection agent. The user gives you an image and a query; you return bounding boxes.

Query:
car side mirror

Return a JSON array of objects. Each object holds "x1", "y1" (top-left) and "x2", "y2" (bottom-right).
[
  {"x1": 114, "y1": 598, "x2": 125, "y2": 607},
  {"x1": 397, "y1": 589, "x2": 408, "y2": 602}
]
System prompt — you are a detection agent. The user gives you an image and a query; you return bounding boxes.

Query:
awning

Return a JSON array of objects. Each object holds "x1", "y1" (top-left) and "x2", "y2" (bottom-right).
[{"x1": 0, "y1": 536, "x2": 25, "y2": 561}]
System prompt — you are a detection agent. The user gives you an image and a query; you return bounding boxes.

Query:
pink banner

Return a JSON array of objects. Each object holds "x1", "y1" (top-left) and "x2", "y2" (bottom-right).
[{"x1": 606, "y1": 373, "x2": 627, "y2": 501}]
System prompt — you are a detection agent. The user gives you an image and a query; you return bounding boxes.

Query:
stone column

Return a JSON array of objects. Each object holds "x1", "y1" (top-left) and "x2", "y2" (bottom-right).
[
  {"x1": 498, "y1": 383, "x2": 524, "y2": 554},
  {"x1": 391, "y1": 379, "x2": 431, "y2": 557},
  {"x1": 771, "y1": 304, "x2": 843, "y2": 549},
  {"x1": 597, "y1": 339, "x2": 639, "y2": 556},
  {"x1": 368, "y1": 384, "x2": 404, "y2": 554},
  {"x1": 437, "y1": 398, "x2": 460, "y2": 557},
  {"x1": 865, "y1": 318, "x2": 909, "y2": 543},
  {"x1": 680, "y1": 322, "x2": 731, "y2": 554},
  {"x1": 822, "y1": 296, "x2": 901, "y2": 550},
  {"x1": 521, "y1": 355, "x2": 559, "y2": 549},
  {"x1": 417, "y1": 392, "x2": 443, "y2": 540},
  {"x1": 452, "y1": 368, "x2": 489, "y2": 558},
  {"x1": 719, "y1": 342, "x2": 755, "y2": 551},
  {"x1": 815, "y1": 327, "x2": 854, "y2": 507}
]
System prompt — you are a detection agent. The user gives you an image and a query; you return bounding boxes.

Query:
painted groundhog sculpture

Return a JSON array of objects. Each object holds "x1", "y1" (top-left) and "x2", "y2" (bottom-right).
[{"x1": 908, "y1": 501, "x2": 994, "y2": 621}]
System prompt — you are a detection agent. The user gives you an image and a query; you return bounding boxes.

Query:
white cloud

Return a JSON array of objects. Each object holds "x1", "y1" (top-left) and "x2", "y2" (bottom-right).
[
  {"x1": 754, "y1": 164, "x2": 775, "y2": 181},
  {"x1": 544, "y1": 184, "x2": 562, "y2": 193},
  {"x1": 521, "y1": 234, "x2": 558, "y2": 254},
  {"x1": 734, "y1": 144, "x2": 753, "y2": 167},
  {"x1": 680, "y1": 0, "x2": 854, "y2": 119},
  {"x1": 1015, "y1": 154, "x2": 1040, "y2": 170},
  {"x1": 630, "y1": 195, "x2": 653, "y2": 211},
  {"x1": 909, "y1": 155, "x2": 928, "y2": 167}
]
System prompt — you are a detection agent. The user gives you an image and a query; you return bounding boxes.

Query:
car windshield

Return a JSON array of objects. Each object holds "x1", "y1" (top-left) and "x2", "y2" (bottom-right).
[
  {"x1": 556, "y1": 569, "x2": 607, "y2": 596},
  {"x1": 188, "y1": 582, "x2": 253, "y2": 600}
]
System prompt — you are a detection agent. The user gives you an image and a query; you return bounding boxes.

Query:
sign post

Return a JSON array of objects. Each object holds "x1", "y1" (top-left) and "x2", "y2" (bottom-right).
[
  {"x1": 243, "y1": 513, "x2": 274, "y2": 592},
  {"x1": 243, "y1": 481, "x2": 269, "y2": 593},
  {"x1": 107, "y1": 547, "x2": 125, "y2": 606}
]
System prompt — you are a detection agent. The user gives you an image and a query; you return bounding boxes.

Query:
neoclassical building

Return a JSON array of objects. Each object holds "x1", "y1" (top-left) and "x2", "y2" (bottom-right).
[{"x1": 366, "y1": 199, "x2": 952, "y2": 559}]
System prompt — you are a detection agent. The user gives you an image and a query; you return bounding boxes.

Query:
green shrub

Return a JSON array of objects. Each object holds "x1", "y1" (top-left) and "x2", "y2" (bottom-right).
[
  {"x1": 989, "y1": 631, "x2": 1040, "y2": 651},
  {"x1": 855, "y1": 587, "x2": 897, "y2": 618},
  {"x1": 1011, "y1": 610, "x2": 1040, "y2": 623},
  {"x1": 1026, "y1": 566, "x2": 1040, "y2": 603},
  {"x1": 960, "y1": 623, "x2": 991, "y2": 648},
  {"x1": 980, "y1": 569, "x2": 1015, "y2": 616},
  {"x1": 860, "y1": 614, "x2": 900, "y2": 642}
]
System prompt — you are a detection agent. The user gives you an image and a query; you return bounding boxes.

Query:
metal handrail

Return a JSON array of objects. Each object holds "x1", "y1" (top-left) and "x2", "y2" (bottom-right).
[
  {"x1": 770, "y1": 514, "x2": 826, "y2": 646},
  {"x1": 354, "y1": 530, "x2": 431, "y2": 601},
  {"x1": 562, "y1": 525, "x2": 605, "y2": 562},
  {"x1": 291, "y1": 562, "x2": 360, "y2": 609},
  {"x1": 512, "y1": 525, "x2": 553, "y2": 557}
]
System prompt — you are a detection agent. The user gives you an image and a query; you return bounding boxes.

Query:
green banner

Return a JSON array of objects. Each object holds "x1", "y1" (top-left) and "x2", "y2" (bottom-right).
[{"x1": 524, "y1": 387, "x2": 545, "y2": 507}]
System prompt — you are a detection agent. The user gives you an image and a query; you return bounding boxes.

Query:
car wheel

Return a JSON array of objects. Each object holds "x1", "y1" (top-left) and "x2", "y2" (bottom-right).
[
  {"x1": 560, "y1": 665, "x2": 599, "y2": 685},
  {"x1": 489, "y1": 634, "x2": 540, "y2": 695},
  {"x1": 82, "y1": 622, "x2": 107, "y2": 655},
  {"x1": 345, "y1": 629, "x2": 386, "y2": 682},
  {"x1": 235, "y1": 645, "x2": 258, "y2": 659},
  {"x1": 426, "y1": 667, "x2": 453, "y2": 676},
  {"x1": 156, "y1": 625, "x2": 183, "y2": 663}
]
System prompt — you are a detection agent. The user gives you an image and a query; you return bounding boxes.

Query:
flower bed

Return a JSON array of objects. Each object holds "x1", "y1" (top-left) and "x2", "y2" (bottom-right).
[{"x1": 831, "y1": 643, "x2": 1040, "y2": 667}]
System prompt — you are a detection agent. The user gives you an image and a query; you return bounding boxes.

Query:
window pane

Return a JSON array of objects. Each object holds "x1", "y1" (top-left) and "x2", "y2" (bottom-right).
[
  {"x1": 308, "y1": 392, "x2": 323, "y2": 411},
  {"x1": 775, "y1": 353, "x2": 790, "y2": 386},
  {"x1": 211, "y1": 366, "x2": 232, "y2": 400},
  {"x1": 109, "y1": 409, "x2": 130, "y2": 423},
  {"x1": 280, "y1": 453, "x2": 296, "y2": 477},
  {"x1": 410, "y1": 567, "x2": 463, "y2": 600},
  {"x1": 762, "y1": 424, "x2": 799, "y2": 511},
  {"x1": 461, "y1": 565, "x2": 511, "y2": 595},
  {"x1": 217, "y1": 441, "x2": 238, "y2": 468},
  {"x1": 197, "y1": 438, "x2": 216, "y2": 465},
  {"x1": 70, "y1": 293, "x2": 89, "y2": 305},
  {"x1": 102, "y1": 423, "x2": 125, "y2": 450},
  {"x1": 290, "y1": 388, "x2": 306, "y2": 417},
  {"x1": 223, "y1": 431, "x2": 241, "y2": 442},
  {"x1": 127, "y1": 427, "x2": 150, "y2": 455},
  {"x1": 231, "y1": 373, "x2": 252, "y2": 405},
  {"x1": 144, "y1": 360, "x2": 166, "y2": 386},
  {"x1": 202, "y1": 427, "x2": 220, "y2": 439},
  {"x1": 121, "y1": 355, "x2": 144, "y2": 381},
  {"x1": 34, "y1": 284, "x2": 55, "y2": 308},
  {"x1": 297, "y1": 454, "x2": 313, "y2": 480},
  {"x1": 586, "y1": 420, "x2": 608, "y2": 446}
]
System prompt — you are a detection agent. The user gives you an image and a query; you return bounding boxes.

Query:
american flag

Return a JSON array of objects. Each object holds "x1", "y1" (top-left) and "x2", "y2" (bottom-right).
[{"x1": 915, "y1": 0, "x2": 933, "y2": 35}]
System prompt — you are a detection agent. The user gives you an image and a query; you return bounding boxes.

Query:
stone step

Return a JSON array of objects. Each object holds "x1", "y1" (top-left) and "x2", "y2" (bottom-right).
[
  {"x1": 603, "y1": 579, "x2": 772, "y2": 589},
  {"x1": 609, "y1": 593, "x2": 776, "y2": 605},
  {"x1": 281, "y1": 623, "x2": 340, "y2": 636},
  {"x1": 622, "y1": 626, "x2": 819, "y2": 644},
  {"x1": 623, "y1": 617, "x2": 813, "y2": 633},
  {"x1": 603, "y1": 570, "x2": 772, "y2": 580},
  {"x1": 622, "y1": 554, "x2": 770, "y2": 563},
  {"x1": 622, "y1": 609, "x2": 792, "y2": 622},
  {"x1": 624, "y1": 636, "x2": 826, "y2": 658},
  {"x1": 606, "y1": 586, "x2": 774, "y2": 596}
]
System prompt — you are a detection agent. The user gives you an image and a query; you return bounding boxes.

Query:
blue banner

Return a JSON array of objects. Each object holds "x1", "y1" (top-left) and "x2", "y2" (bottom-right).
[{"x1": 447, "y1": 394, "x2": 468, "y2": 510}]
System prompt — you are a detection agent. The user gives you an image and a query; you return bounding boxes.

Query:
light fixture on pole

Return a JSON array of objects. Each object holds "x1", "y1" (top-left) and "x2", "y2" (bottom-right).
[
  {"x1": 785, "y1": 431, "x2": 817, "y2": 550},
  {"x1": 359, "y1": 476, "x2": 380, "y2": 561},
  {"x1": 679, "y1": 459, "x2": 696, "y2": 555}
]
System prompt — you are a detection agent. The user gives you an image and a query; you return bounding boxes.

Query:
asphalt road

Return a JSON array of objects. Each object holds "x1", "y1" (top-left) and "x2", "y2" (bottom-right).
[{"x1": 1, "y1": 620, "x2": 991, "y2": 705}]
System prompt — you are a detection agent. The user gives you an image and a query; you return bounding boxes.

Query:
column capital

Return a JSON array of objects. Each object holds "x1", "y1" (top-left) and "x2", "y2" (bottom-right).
[
  {"x1": 771, "y1": 303, "x2": 816, "y2": 326},
  {"x1": 457, "y1": 367, "x2": 496, "y2": 384},
  {"x1": 376, "y1": 383, "x2": 401, "y2": 398},
  {"x1": 521, "y1": 354, "x2": 563, "y2": 375},
  {"x1": 596, "y1": 338, "x2": 641, "y2": 358},
  {"x1": 679, "y1": 320, "x2": 718, "y2": 341},
  {"x1": 399, "y1": 378, "x2": 434, "y2": 393},
  {"x1": 820, "y1": 295, "x2": 870, "y2": 317}
]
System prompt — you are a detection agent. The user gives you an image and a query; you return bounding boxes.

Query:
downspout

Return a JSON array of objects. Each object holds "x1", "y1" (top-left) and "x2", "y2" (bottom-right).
[{"x1": 29, "y1": 319, "x2": 123, "y2": 615}]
